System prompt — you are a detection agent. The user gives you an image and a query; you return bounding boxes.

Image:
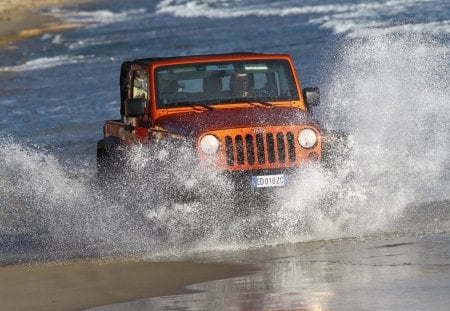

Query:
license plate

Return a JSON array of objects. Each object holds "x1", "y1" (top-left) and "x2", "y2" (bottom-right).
[{"x1": 251, "y1": 174, "x2": 286, "y2": 188}]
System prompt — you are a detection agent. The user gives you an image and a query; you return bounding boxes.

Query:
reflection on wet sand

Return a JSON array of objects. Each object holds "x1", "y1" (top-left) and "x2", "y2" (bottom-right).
[{"x1": 91, "y1": 230, "x2": 450, "y2": 311}]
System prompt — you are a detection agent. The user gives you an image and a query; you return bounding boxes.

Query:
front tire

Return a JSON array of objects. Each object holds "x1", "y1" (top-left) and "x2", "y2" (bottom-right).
[{"x1": 96, "y1": 136, "x2": 124, "y2": 182}]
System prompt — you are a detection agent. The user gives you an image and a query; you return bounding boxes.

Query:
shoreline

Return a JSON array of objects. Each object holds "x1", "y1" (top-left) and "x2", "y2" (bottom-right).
[
  {"x1": 0, "y1": 257, "x2": 249, "y2": 311},
  {"x1": 0, "y1": 0, "x2": 93, "y2": 49}
]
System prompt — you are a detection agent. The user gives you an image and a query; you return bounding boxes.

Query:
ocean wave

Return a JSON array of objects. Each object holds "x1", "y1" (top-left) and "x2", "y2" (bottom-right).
[
  {"x1": 156, "y1": 0, "x2": 450, "y2": 36},
  {"x1": 67, "y1": 38, "x2": 114, "y2": 50},
  {"x1": 43, "y1": 8, "x2": 147, "y2": 27},
  {"x1": 156, "y1": 0, "x2": 387, "y2": 18},
  {"x1": 155, "y1": 0, "x2": 426, "y2": 18},
  {"x1": 0, "y1": 55, "x2": 94, "y2": 72},
  {"x1": 308, "y1": 0, "x2": 450, "y2": 36},
  {"x1": 345, "y1": 20, "x2": 450, "y2": 37}
]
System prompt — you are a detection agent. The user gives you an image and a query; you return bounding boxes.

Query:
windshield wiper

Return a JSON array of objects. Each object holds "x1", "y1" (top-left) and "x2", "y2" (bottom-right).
[
  {"x1": 251, "y1": 100, "x2": 273, "y2": 108},
  {"x1": 191, "y1": 103, "x2": 215, "y2": 111},
  {"x1": 232, "y1": 98, "x2": 274, "y2": 108},
  {"x1": 168, "y1": 102, "x2": 215, "y2": 111}
]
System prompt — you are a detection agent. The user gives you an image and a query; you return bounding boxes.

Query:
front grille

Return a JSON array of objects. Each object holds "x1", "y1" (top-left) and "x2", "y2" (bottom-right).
[{"x1": 225, "y1": 132, "x2": 296, "y2": 167}]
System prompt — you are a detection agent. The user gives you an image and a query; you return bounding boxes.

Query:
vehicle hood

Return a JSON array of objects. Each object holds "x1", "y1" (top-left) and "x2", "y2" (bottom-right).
[{"x1": 155, "y1": 107, "x2": 318, "y2": 137}]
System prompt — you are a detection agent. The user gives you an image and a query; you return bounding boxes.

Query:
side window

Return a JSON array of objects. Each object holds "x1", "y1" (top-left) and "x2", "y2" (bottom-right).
[{"x1": 132, "y1": 70, "x2": 148, "y2": 99}]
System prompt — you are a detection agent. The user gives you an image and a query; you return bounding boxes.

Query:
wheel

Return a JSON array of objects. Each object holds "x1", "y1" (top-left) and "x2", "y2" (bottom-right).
[{"x1": 96, "y1": 136, "x2": 124, "y2": 182}]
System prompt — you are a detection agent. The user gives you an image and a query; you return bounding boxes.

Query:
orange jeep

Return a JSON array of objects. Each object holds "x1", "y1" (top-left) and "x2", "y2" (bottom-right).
[{"x1": 97, "y1": 52, "x2": 339, "y2": 191}]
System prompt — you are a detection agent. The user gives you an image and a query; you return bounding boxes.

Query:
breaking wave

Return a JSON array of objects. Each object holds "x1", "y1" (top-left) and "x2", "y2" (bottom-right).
[
  {"x1": 43, "y1": 8, "x2": 147, "y2": 27},
  {"x1": 156, "y1": 0, "x2": 450, "y2": 36},
  {"x1": 0, "y1": 8, "x2": 148, "y2": 72},
  {"x1": 0, "y1": 55, "x2": 94, "y2": 72},
  {"x1": 156, "y1": 0, "x2": 402, "y2": 18}
]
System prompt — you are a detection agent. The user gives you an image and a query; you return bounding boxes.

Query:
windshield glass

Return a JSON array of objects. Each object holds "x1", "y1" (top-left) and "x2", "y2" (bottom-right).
[{"x1": 155, "y1": 59, "x2": 298, "y2": 108}]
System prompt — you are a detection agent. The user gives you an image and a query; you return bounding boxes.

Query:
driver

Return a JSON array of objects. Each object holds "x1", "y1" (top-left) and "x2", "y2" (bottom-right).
[{"x1": 229, "y1": 73, "x2": 254, "y2": 97}]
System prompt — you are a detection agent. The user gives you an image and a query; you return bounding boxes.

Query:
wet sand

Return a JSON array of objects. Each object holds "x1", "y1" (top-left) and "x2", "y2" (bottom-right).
[
  {"x1": 92, "y1": 231, "x2": 450, "y2": 311},
  {"x1": 0, "y1": 258, "x2": 247, "y2": 311},
  {"x1": 89, "y1": 201, "x2": 450, "y2": 310},
  {"x1": 0, "y1": 0, "x2": 92, "y2": 48}
]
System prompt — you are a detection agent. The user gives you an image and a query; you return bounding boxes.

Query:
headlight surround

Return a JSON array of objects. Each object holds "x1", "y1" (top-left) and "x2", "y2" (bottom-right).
[
  {"x1": 199, "y1": 134, "x2": 220, "y2": 155},
  {"x1": 298, "y1": 128, "x2": 318, "y2": 149}
]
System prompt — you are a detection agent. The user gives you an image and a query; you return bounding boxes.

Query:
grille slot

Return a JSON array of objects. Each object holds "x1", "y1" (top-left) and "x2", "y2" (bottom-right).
[
  {"x1": 225, "y1": 136, "x2": 234, "y2": 166},
  {"x1": 276, "y1": 133, "x2": 286, "y2": 163},
  {"x1": 287, "y1": 132, "x2": 296, "y2": 162},
  {"x1": 256, "y1": 134, "x2": 265, "y2": 164},
  {"x1": 266, "y1": 133, "x2": 275, "y2": 163},
  {"x1": 224, "y1": 131, "x2": 296, "y2": 167},
  {"x1": 245, "y1": 134, "x2": 255, "y2": 164},
  {"x1": 235, "y1": 135, "x2": 244, "y2": 164}
]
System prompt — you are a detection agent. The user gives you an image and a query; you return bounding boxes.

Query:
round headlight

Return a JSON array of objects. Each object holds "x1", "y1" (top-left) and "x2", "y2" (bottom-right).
[
  {"x1": 199, "y1": 135, "x2": 220, "y2": 155},
  {"x1": 298, "y1": 128, "x2": 318, "y2": 149}
]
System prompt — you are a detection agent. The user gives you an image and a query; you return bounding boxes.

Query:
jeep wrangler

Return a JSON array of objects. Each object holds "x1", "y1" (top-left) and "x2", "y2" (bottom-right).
[{"x1": 97, "y1": 52, "x2": 340, "y2": 191}]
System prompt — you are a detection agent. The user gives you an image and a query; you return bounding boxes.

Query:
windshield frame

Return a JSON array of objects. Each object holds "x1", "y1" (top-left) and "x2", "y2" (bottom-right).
[{"x1": 154, "y1": 59, "x2": 299, "y2": 109}]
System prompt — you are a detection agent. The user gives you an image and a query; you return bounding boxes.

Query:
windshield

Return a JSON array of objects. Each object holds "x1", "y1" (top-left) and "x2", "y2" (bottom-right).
[{"x1": 155, "y1": 59, "x2": 298, "y2": 108}]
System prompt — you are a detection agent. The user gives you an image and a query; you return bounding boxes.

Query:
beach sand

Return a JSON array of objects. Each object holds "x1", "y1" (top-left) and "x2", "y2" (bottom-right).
[
  {"x1": 0, "y1": 258, "x2": 246, "y2": 311},
  {"x1": 0, "y1": 0, "x2": 91, "y2": 48}
]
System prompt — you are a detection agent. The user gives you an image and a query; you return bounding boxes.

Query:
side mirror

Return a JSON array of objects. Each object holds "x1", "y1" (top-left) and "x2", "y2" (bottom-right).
[
  {"x1": 302, "y1": 87, "x2": 320, "y2": 108},
  {"x1": 124, "y1": 98, "x2": 146, "y2": 117}
]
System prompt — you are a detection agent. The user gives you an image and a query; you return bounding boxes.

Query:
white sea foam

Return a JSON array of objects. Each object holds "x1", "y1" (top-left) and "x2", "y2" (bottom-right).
[
  {"x1": 40, "y1": 8, "x2": 148, "y2": 50},
  {"x1": 0, "y1": 55, "x2": 93, "y2": 72},
  {"x1": 156, "y1": 0, "x2": 386, "y2": 18},
  {"x1": 156, "y1": 0, "x2": 450, "y2": 36},
  {"x1": 44, "y1": 8, "x2": 147, "y2": 26},
  {"x1": 345, "y1": 20, "x2": 450, "y2": 38},
  {"x1": 310, "y1": 5, "x2": 450, "y2": 36},
  {"x1": 156, "y1": 0, "x2": 414, "y2": 18}
]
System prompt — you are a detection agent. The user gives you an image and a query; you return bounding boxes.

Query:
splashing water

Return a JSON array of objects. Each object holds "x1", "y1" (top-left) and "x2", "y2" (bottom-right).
[
  {"x1": 0, "y1": 137, "x2": 238, "y2": 261},
  {"x1": 1, "y1": 33, "x2": 449, "y2": 262},
  {"x1": 0, "y1": 137, "x2": 156, "y2": 261},
  {"x1": 315, "y1": 33, "x2": 450, "y2": 234}
]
